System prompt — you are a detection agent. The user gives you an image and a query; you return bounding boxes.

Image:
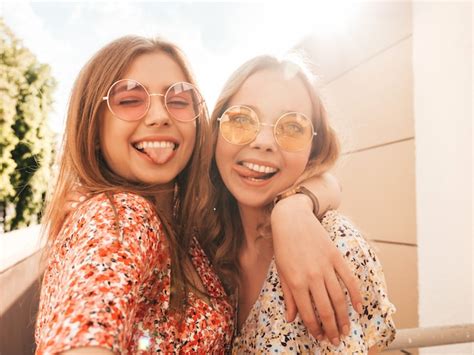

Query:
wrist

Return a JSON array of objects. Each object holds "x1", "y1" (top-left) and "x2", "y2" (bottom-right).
[
  {"x1": 270, "y1": 193, "x2": 315, "y2": 236},
  {"x1": 273, "y1": 193, "x2": 313, "y2": 212},
  {"x1": 273, "y1": 186, "x2": 320, "y2": 217}
]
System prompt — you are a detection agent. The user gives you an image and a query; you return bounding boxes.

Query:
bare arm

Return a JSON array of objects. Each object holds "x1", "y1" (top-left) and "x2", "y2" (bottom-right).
[
  {"x1": 300, "y1": 172, "x2": 342, "y2": 218},
  {"x1": 271, "y1": 173, "x2": 363, "y2": 346}
]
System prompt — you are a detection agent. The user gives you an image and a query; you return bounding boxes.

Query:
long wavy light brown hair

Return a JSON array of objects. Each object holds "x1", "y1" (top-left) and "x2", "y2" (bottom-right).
[
  {"x1": 41, "y1": 35, "x2": 214, "y2": 310},
  {"x1": 206, "y1": 55, "x2": 340, "y2": 295}
]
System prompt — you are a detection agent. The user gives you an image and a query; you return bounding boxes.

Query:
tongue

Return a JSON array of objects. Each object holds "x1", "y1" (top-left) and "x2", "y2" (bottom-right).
[
  {"x1": 234, "y1": 164, "x2": 271, "y2": 179},
  {"x1": 143, "y1": 147, "x2": 175, "y2": 164}
]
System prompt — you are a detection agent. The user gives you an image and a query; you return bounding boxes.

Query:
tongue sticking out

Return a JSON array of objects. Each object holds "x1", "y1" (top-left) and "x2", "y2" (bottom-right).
[
  {"x1": 142, "y1": 147, "x2": 175, "y2": 164},
  {"x1": 234, "y1": 164, "x2": 276, "y2": 179}
]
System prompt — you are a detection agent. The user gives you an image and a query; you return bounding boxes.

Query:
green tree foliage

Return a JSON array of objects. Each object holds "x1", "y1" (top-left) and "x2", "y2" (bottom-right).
[{"x1": 0, "y1": 19, "x2": 57, "y2": 232}]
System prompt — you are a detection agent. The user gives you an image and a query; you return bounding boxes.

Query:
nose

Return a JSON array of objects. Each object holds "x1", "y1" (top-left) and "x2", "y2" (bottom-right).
[
  {"x1": 248, "y1": 123, "x2": 277, "y2": 152},
  {"x1": 143, "y1": 94, "x2": 171, "y2": 127}
]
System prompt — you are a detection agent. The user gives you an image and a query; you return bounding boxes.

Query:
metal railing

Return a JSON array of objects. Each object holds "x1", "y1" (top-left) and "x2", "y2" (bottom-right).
[{"x1": 385, "y1": 323, "x2": 474, "y2": 352}]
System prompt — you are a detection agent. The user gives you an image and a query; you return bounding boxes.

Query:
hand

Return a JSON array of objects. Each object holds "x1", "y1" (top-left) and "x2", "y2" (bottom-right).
[{"x1": 271, "y1": 195, "x2": 363, "y2": 346}]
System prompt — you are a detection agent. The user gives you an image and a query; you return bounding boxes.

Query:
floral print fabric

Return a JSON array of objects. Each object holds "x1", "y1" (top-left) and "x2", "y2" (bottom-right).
[
  {"x1": 35, "y1": 192, "x2": 233, "y2": 354},
  {"x1": 232, "y1": 210, "x2": 396, "y2": 354}
]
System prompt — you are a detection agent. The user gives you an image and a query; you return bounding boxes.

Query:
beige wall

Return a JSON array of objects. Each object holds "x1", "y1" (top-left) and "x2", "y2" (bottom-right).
[
  {"x1": 0, "y1": 252, "x2": 42, "y2": 354},
  {"x1": 303, "y1": 1, "x2": 473, "y2": 353},
  {"x1": 413, "y1": 2, "x2": 473, "y2": 354},
  {"x1": 302, "y1": 0, "x2": 418, "y2": 342}
]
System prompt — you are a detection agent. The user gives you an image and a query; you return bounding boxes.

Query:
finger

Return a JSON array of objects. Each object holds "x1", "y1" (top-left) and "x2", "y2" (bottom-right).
[
  {"x1": 292, "y1": 285, "x2": 324, "y2": 341},
  {"x1": 310, "y1": 281, "x2": 340, "y2": 346},
  {"x1": 334, "y1": 254, "x2": 363, "y2": 314},
  {"x1": 279, "y1": 274, "x2": 297, "y2": 322},
  {"x1": 325, "y1": 271, "x2": 350, "y2": 337}
]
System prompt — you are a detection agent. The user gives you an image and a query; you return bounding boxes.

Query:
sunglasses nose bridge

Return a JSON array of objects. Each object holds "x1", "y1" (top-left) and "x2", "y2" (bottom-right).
[
  {"x1": 148, "y1": 93, "x2": 167, "y2": 108},
  {"x1": 145, "y1": 93, "x2": 170, "y2": 121},
  {"x1": 257, "y1": 121, "x2": 277, "y2": 139},
  {"x1": 148, "y1": 93, "x2": 165, "y2": 106},
  {"x1": 259, "y1": 122, "x2": 276, "y2": 130},
  {"x1": 250, "y1": 121, "x2": 278, "y2": 150}
]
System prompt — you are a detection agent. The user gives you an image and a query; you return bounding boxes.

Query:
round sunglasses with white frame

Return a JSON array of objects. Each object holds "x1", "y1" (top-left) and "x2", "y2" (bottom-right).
[{"x1": 102, "y1": 79, "x2": 204, "y2": 122}]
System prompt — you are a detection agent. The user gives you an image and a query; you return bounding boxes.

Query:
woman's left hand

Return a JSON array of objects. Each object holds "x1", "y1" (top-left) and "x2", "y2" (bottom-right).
[{"x1": 271, "y1": 194, "x2": 363, "y2": 346}]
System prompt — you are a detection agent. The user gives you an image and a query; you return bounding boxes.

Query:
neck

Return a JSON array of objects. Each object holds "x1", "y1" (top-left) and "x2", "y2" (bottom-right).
[
  {"x1": 238, "y1": 204, "x2": 272, "y2": 253},
  {"x1": 153, "y1": 182, "x2": 176, "y2": 222}
]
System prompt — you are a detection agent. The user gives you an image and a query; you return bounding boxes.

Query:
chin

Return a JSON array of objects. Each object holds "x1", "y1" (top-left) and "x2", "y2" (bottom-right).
[
  {"x1": 136, "y1": 174, "x2": 174, "y2": 186},
  {"x1": 235, "y1": 195, "x2": 272, "y2": 209}
]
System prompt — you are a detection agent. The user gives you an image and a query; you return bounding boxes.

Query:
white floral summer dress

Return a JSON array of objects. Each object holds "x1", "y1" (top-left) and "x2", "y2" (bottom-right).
[{"x1": 232, "y1": 210, "x2": 396, "y2": 354}]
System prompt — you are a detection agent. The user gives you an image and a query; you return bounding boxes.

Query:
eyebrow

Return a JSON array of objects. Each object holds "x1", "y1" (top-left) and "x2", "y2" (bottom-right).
[
  {"x1": 113, "y1": 84, "x2": 142, "y2": 95},
  {"x1": 115, "y1": 80, "x2": 176, "y2": 94},
  {"x1": 233, "y1": 104, "x2": 303, "y2": 117},
  {"x1": 243, "y1": 104, "x2": 259, "y2": 112},
  {"x1": 151, "y1": 82, "x2": 187, "y2": 93},
  {"x1": 234, "y1": 104, "x2": 262, "y2": 116}
]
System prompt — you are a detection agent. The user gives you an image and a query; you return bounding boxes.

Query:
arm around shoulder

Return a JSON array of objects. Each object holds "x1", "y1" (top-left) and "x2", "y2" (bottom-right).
[{"x1": 299, "y1": 172, "x2": 342, "y2": 218}]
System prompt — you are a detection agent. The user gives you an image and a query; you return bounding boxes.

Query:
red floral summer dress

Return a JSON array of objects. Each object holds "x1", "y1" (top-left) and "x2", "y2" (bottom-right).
[{"x1": 35, "y1": 192, "x2": 233, "y2": 354}]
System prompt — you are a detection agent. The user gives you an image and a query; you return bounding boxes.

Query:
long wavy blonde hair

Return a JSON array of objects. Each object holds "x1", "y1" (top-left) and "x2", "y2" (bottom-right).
[
  {"x1": 41, "y1": 35, "x2": 214, "y2": 310},
  {"x1": 206, "y1": 55, "x2": 340, "y2": 295}
]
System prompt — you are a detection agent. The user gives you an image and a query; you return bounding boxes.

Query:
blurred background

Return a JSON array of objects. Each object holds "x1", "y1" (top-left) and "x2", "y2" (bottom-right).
[{"x1": 0, "y1": 1, "x2": 472, "y2": 354}]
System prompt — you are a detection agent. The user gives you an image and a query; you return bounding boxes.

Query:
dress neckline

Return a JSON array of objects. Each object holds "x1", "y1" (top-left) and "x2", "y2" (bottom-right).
[
  {"x1": 188, "y1": 236, "x2": 228, "y2": 301},
  {"x1": 236, "y1": 257, "x2": 276, "y2": 335}
]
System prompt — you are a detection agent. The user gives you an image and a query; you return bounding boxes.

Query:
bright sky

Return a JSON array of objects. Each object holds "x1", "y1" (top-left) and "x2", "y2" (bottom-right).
[{"x1": 1, "y1": 0, "x2": 355, "y2": 133}]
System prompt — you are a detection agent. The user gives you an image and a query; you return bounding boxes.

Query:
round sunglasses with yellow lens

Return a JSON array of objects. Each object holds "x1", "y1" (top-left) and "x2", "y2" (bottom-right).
[{"x1": 218, "y1": 105, "x2": 317, "y2": 152}]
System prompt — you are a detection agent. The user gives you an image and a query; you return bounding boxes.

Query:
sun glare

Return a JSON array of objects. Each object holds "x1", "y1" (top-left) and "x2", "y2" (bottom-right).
[{"x1": 263, "y1": 1, "x2": 357, "y2": 45}]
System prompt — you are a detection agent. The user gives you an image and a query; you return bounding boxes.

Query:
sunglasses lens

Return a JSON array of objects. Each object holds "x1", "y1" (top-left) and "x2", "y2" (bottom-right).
[
  {"x1": 219, "y1": 106, "x2": 259, "y2": 145},
  {"x1": 166, "y1": 82, "x2": 202, "y2": 122},
  {"x1": 108, "y1": 80, "x2": 148, "y2": 121},
  {"x1": 275, "y1": 113, "x2": 314, "y2": 151}
]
